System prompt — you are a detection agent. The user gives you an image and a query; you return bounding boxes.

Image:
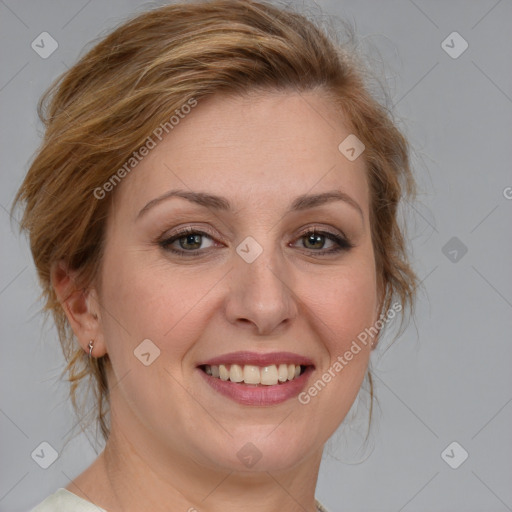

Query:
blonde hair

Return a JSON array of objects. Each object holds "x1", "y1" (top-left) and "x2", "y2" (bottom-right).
[{"x1": 11, "y1": 0, "x2": 417, "y2": 444}]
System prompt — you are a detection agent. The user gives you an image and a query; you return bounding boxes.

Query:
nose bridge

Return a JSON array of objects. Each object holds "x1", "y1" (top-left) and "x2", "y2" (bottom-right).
[{"x1": 225, "y1": 234, "x2": 297, "y2": 334}]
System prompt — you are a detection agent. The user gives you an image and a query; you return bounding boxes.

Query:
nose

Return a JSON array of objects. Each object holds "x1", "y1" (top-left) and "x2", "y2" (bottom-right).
[{"x1": 224, "y1": 242, "x2": 298, "y2": 336}]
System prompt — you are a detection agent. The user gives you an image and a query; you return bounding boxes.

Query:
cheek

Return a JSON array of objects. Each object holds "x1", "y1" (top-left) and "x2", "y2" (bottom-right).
[
  {"x1": 100, "y1": 236, "x2": 378, "y2": 361},
  {"x1": 98, "y1": 251, "x2": 221, "y2": 365},
  {"x1": 305, "y1": 261, "x2": 378, "y2": 349},
  {"x1": 300, "y1": 253, "x2": 377, "y2": 409},
  {"x1": 96, "y1": 255, "x2": 214, "y2": 425},
  {"x1": 292, "y1": 255, "x2": 378, "y2": 435}
]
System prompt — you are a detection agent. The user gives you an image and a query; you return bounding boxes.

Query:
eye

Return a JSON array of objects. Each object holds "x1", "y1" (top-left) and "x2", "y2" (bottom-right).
[
  {"x1": 158, "y1": 227, "x2": 217, "y2": 257},
  {"x1": 157, "y1": 226, "x2": 354, "y2": 258},
  {"x1": 292, "y1": 228, "x2": 354, "y2": 255}
]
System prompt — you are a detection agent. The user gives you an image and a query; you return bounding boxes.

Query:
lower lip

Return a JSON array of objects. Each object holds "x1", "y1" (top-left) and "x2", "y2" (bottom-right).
[{"x1": 197, "y1": 366, "x2": 314, "y2": 406}]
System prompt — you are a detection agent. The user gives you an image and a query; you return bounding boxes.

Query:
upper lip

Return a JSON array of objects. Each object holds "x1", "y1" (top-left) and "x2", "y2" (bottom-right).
[{"x1": 197, "y1": 351, "x2": 315, "y2": 368}]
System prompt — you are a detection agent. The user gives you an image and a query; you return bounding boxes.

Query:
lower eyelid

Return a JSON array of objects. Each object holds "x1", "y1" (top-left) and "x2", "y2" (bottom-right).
[{"x1": 296, "y1": 233, "x2": 352, "y2": 252}]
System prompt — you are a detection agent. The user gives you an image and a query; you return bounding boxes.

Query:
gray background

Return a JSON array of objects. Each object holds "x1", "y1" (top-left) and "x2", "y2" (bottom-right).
[{"x1": 1, "y1": 1, "x2": 511, "y2": 511}]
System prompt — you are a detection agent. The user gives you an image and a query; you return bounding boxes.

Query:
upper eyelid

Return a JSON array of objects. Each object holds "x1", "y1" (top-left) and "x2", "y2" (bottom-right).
[
  {"x1": 161, "y1": 225, "x2": 348, "y2": 241},
  {"x1": 162, "y1": 226, "x2": 219, "y2": 243},
  {"x1": 295, "y1": 225, "x2": 349, "y2": 241}
]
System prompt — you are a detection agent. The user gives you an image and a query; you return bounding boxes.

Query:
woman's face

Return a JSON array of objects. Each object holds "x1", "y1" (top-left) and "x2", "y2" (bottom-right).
[{"x1": 96, "y1": 90, "x2": 380, "y2": 473}]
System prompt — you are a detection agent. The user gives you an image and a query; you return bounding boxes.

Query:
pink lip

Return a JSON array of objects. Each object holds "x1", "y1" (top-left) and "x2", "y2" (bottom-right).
[
  {"x1": 197, "y1": 351, "x2": 315, "y2": 368},
  {"x1": 197, "y1": 365, "x2": 315, "y2": 406}
]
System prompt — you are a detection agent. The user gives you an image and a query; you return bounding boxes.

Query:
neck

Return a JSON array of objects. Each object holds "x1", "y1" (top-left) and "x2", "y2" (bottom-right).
[{"x1": 95, "y1": 416, "x2": 323, "y2": 512}]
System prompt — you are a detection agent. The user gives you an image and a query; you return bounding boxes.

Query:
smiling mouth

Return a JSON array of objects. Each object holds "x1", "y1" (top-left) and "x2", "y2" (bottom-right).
[{"x1": 199, "y1": 363, "x2": 309, "y2": 386}]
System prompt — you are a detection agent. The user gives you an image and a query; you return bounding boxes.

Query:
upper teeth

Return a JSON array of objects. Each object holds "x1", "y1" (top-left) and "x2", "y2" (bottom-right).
[{"x1": 204, "y1": 364, "x2": 302, "y2": 385}]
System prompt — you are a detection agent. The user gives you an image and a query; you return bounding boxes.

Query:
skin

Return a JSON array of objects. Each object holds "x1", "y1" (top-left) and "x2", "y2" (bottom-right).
[{"x1": 52, "y1": 89, "x2": 382, "y2": 512}]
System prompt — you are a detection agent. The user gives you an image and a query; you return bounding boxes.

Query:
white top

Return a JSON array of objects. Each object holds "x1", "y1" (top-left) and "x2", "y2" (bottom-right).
[
  {"x1": 29, "y1": 487, "x2": 330, "y2": 511},
  {"x1": 29, "y1": 488, "x2": 108, "y2": 512}
]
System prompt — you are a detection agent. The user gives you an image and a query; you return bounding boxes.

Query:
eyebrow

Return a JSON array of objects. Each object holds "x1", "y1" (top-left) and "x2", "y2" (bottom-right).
[{"x1": 136, "y1": 189, "x2": 364, "y2": 220}]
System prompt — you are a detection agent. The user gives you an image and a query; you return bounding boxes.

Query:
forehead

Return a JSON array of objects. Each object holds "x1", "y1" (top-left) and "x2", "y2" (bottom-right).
[{"x1": 111, "y1": 90, "x2": 369, "y2": 220}]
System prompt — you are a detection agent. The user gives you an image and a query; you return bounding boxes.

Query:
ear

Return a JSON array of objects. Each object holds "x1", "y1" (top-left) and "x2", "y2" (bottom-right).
[{"x1": 50, "y1": 260, "x2": 107, "y2": 358}]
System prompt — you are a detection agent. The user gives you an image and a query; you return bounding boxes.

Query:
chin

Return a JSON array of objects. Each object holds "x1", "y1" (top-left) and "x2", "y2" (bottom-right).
[{"x1": 197, "y1": 428, "x2": 316, "y2": 473}]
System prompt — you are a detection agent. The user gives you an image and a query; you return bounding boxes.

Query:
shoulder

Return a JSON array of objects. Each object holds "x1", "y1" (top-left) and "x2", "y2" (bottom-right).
[
  {"x1": 30, "y1": 488, "x2": 327, "y2": 512},
  {"x1": 29, "y1": 488, "x2": 108, "y2": 512},
  {"x1": 315, "y1": 498, "x2": 330, "y2": 512}
]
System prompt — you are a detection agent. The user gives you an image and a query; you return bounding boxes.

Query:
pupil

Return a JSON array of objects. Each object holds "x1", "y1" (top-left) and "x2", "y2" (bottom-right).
[
  {"x1": 181, "y1": 234, "x2": 201, "y2": 249},
  {"x1": 306, "y1": 233, "x2": 323, "y2": 249}
]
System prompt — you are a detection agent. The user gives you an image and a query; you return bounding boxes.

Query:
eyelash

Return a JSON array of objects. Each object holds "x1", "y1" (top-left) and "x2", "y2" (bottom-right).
[{"x1": 157, "y1": 226, "x2": 354, "y2": 258}]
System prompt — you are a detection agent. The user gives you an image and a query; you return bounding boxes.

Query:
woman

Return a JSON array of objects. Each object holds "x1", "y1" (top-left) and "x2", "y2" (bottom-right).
[{"x1": 13, "y1": 1, "x2": 417, "y2": 510}]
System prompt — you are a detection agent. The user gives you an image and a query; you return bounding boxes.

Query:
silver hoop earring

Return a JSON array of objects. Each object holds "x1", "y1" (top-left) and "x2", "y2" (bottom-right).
[{"x1": 88, "y1": 340, "x2": 94, "y2": 359}]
